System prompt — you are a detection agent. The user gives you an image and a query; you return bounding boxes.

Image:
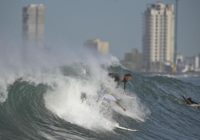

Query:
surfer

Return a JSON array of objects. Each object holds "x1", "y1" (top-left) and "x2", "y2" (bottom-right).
[
  {"x1": 182, "y1": 96, "x2": 198, "y2": 105},
  {"x1": 108, "y1": 73, "x2": 132, "y2": 90}
]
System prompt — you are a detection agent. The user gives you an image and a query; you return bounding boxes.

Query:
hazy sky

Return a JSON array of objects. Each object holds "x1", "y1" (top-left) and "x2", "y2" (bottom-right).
[{"x1": 0, "y1": 0, "x2": 199, "y2": 59}]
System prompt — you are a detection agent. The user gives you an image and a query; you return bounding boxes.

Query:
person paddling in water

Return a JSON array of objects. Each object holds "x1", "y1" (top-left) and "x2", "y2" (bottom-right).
[{"x1": 182, "y1": 96, "x2": 198, "y2": 105}]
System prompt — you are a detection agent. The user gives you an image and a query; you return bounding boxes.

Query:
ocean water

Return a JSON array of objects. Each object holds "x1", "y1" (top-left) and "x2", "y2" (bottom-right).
[{"x1": 0, "y1": 47, "x2": 200, "y2": 140}]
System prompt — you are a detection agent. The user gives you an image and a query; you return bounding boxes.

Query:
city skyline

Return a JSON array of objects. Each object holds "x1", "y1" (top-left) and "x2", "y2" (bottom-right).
[{"x1": 0, "y1": 0, "x2": 200, "y2": 59}]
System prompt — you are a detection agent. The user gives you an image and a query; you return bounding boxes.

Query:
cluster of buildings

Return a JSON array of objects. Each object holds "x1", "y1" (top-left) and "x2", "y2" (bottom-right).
[
  {"x1": 22, "y1": 2, "x2": 199, "y2": 74},
  {"x1": 121, "y1": 2, "x2": 200, "y2": 74},
  {"x1": 176, "y1": 54, "x2": 200, "y2": 73},
  {"x1": 121, "y1": 48, "x2": 143, "y2": 72},
  {"x1": 122, "y1": 2, "x2": 176, "y2": 73}
]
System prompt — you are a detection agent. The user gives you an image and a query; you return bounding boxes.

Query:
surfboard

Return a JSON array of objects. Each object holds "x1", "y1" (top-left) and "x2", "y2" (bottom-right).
[
  {"x1": 188, "y1": 104, "x2": 200, "y2": 108},
  {"x1": 115, "y1": 125, "x2": 138, "y2": 132}
]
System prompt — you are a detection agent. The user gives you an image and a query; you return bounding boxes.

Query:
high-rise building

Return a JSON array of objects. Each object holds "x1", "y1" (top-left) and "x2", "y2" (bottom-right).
[
  {"x1": 22, "y1": 4, "x2": 45, "y2": 48},
  {"x1": 142, "y1": 2, "x2": 175, "y2": 73},
  {"x1": 85, "y1": 39, "x2": 109, "y2": 55}
]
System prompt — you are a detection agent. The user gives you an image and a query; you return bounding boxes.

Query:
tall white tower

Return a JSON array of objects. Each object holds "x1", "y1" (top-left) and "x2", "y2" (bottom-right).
[
  {"x1": 22, "y1": 4, "x2": 45, "y2": 48},
  {"x1": 143, "y1": 2, "x2": 175, "y2": 72}
]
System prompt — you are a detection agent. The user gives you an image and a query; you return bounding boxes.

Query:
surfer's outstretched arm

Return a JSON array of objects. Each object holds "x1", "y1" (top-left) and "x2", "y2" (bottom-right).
[
  {"x1": 181, "y1": 95, "x2": 189, "y2": 104},
  {"x1": 181, "y1": 95, "x2": 186, "y2": 101}
]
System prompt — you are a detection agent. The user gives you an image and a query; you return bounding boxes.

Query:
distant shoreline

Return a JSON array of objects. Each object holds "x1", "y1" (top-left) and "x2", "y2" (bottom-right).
[{"x1": 142, "y1": 72, "x2": 200, "y2": 78}]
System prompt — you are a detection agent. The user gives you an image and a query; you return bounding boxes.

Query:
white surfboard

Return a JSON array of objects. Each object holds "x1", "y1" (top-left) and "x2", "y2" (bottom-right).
[
  {"x1": 115, "y1": 125, "x2": 138, "y2": 132},
  {"x1": 189, "y1": 104, "x2": 200, "y2": 108}
]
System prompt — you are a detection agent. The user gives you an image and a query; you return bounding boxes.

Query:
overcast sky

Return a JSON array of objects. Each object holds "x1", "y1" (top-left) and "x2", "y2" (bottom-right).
[{"x1": 0, "y1": 0, "x2": 199, "y2": 59}]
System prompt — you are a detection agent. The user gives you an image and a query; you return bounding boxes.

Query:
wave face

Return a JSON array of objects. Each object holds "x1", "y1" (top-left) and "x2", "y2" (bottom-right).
[{"x1": 0, "y1": 47, "x2": 200, "y2": 140}]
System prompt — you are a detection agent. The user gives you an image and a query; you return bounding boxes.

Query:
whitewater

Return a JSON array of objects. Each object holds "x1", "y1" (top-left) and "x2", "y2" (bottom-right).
[{"x1": 0, "y1": 45, "x2": 200, "y2": 140}]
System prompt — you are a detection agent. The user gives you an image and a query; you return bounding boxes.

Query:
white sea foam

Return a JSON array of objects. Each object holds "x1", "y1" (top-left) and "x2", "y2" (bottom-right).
[
  {"x1": 43, "y1": 60, "x2": 149, "y2": 131},
  {"x1": 0, "y1": 43, "x2": 149, "y2": 131}
]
